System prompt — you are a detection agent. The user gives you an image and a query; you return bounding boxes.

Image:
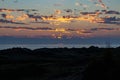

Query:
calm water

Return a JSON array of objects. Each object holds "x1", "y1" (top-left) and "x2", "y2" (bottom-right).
[{"x1": 0, "y1": 44, "x2": 119, "y2": 50}]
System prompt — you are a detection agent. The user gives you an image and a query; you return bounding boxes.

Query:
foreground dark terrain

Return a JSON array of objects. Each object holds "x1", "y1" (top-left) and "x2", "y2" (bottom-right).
[{"x1": 0, "y1": 46, "x2": 120, "y2": 80}]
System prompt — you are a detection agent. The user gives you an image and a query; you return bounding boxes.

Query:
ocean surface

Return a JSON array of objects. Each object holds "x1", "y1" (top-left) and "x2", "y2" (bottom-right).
[{"x1": 0, "y1": 44, "x2": 120, "y2": 50}]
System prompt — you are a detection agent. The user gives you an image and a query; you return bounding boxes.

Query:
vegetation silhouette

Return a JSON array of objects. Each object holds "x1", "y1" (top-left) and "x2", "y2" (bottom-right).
[
  {"x1": 0, "y1": 47, "x2": 120, "y2": 80},
  {"x1": 83, "y1": 48, "x2": 120, "y2": 80}
]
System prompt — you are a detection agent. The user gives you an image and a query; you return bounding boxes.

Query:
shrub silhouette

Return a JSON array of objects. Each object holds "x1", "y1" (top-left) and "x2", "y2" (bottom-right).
[
  {"x1": 82, "y1": 48, "x2": 120, "y2": 80},
  {"x1": 0, "y1": 47, "x2": 120, "y2": 80},
  {"x1": 0, "y1": 64, "x2": 47, "y2": 80}
]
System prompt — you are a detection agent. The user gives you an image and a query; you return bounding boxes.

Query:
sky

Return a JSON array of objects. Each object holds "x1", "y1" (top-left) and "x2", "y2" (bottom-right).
[{"x1": 0, "y1": 0, "x2": 120, "y2": 45}]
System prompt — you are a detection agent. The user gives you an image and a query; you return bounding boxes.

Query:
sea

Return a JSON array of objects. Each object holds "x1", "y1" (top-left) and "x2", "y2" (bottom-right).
[{"x1": 0, "y1": 44, "x2": 119, "y2": 50}]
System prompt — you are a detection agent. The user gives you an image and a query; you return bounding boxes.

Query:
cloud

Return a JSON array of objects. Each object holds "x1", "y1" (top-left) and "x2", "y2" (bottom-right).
[
  {"x1": 105, "y1": 10, "x2": 120, "y2": 15},
  {"x1": 98, "y1": 0, "x2": 107, "y2": 8},
  {"x1": 0, "y1": 8, "x2": 15, "y2": 12},
  {"x1": 0, "y1": 25, "x2": 119, "y2": 39},
  {"x1": 89, "y1": 0, "x2": 108, "y2": 9},
  {"x1": 67, "y1": 27, "x2": 120, "y2": 35},
  {"x1": 1, "y1": 0, "x2": 18, "y2": 3},
  {"x1": 64, "y1": 9, "x2": 73, "y2": 13},
  {"x1": 0, "y1": 19, "x2": 25, "y2": 24},
  {"x1": 5, "y1": 14, "x2": 14, "y2": 19},
  {"x1": 66, "y1": 28, "x2": 92, "y2": 34},
  {"x1": 16, "y1": 14, "x2": 29, "y2": 21},
  {"x1": 1, "y1": 13, "x2": 15, "y2": 20},
  {"x1": 80, "y1": 12, "x2": 96, "y2": 15},
  {"x1": 26, "y1": 14, "x2": 43, "y2": 22},
  {"x1": 53, "y1": 3, "x2": 62, "y2": 6},
  {"x1": 0, "y1": 8, "x2": 38, "y2": 13},
  {"x1": 80, "y1": 10, "x2": 120, "y2": 15},
  {"x1": 31, "y1": 21, "x2": 50, "y2": 24},
  {"x1": 0, "y1": 26, "x2": 54, "y2": 31},
  {"x1": 75, "y1": 2, "x2": 88, "y2": 10},
  {"x1": 1, "y1": 13, "x2": 6, "y2": 18},
  {"x1": 99, "y1": 16, "x2": 120, "y2": 25},
  {"x1": 1, "y1": 0, "x2": 4, "y2": 1},
  {"x1": 0, "y1": 7, "x2": 120, "y2": 25},
  {"x1": 90, "y1": 28, "x2": 119, "y2": 32},
  {"x1": 54, "y1": 10, "x2": 62, "y2": 15}
]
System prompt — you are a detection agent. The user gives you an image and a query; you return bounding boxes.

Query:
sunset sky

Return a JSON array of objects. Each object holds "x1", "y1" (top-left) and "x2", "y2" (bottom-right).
[{"x1": 0, "y1": 0, "x2": 120, "y2": 45}]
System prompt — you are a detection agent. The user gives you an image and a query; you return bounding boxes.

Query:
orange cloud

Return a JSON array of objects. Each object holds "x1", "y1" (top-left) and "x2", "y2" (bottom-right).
[
  {"x1": 6, "y1": 14, "x2": 14, "y2": 19},
  {"x1": 16, "y1": 14, "x2": 29, "y2": 21}
]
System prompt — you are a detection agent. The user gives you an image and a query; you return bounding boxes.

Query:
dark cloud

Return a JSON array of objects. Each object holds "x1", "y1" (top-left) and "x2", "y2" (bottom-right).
[
  {"x1": 105, "y1": 10, "x2": 120, "y2": 14},
  {"x1": 0, "y1": 8, "x2": 38, "y2": 12},
  {"x1": 90, "y1": 28, "x2": 118, "y2": 31},
  {"x1": 0, "y1": 19, "x2": 26, "y2": 24},
  {"x1": 67, "y1": 28, "x2": 76, "y2": 31},
  {"x1": 82, "y1": 31, "x2": 92, "y2": 34},
  {"x1": 103, "y1": 21, "x2": 120, "y2": 25},
  {"x1": 64, "y1": 9, "x2": 73, "y2": 13},
  {"x1": 0, "y1": 8, "x2": 15, "y2": 12},
  {"x1": 0, "y1": 26, "x2": 54, "y2": 31},
  {"x1": 100, "y1": 17, "x2": 120, "y2": 25},
  {"x1": 80, "y1": 11, "x2": 102, "y2": 15},
  {"x1": 27, "y1": 14, "x2": 43, "y2": 22},
  {"x1": 101, "y1": 10, "x2": 107, "y2": 12},
  {"x1": 80, "y1": 12, "x2": 96, "y2": 15},
  {"x1": 31, "y1": 21, "x2": 50, "y2": 24},
  {"x1": 80, "y1": 10, "x2": 120, "y2": 15},
  {"x1": 1, "y1": 13, "x2": 6, "y2": 18}
]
